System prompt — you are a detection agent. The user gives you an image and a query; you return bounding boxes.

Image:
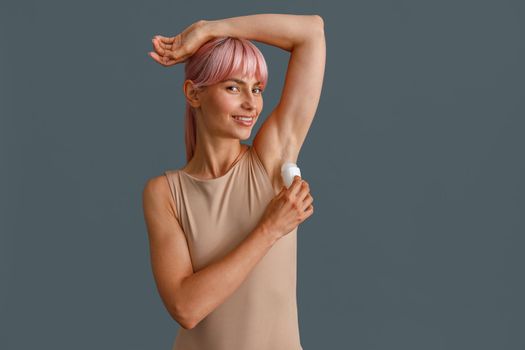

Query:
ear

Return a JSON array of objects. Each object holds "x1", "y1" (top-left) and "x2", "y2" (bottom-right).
[{"x1": 183, "y1": 80, "x2": 202, "y2": 108}]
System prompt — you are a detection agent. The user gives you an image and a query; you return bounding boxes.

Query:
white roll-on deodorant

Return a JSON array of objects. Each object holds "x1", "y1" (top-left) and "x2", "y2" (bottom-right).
[{"x1": 281, "y1": 162, "x2": 301, "y2": 188}]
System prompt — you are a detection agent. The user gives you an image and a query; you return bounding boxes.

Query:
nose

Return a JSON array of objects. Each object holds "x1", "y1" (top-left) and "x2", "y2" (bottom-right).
[{"x1": 241, "y1": 94, "x2": 257, "y2": 112}]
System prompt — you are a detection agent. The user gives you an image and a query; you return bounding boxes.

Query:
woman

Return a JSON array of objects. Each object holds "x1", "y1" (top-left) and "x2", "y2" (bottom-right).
[{"x1": 143, "y1": 14, "x2": 325, "y2": 349}]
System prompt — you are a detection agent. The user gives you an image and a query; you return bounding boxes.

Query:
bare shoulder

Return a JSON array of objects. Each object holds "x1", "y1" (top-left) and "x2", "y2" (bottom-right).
[{"x1": 142, "y1": 174, "x2": 177, "y2": 220}]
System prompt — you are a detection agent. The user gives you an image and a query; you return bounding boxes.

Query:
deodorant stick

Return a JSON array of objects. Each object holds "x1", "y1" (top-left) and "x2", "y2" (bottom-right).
[{"x1": 281, "y1": 162, "x2": 301, "y2": 188}]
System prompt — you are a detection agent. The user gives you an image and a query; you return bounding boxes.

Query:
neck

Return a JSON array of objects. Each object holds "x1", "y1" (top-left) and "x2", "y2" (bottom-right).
[{"x1": 184, "y1": 139, "x2": 246, "y2": 179}]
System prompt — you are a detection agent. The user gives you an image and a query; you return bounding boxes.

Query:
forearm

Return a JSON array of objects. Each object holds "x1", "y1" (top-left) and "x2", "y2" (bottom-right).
[
  {"x1": 177, "y1": 224, "x2": 279, "y2": 329},
  {"x1": 205, "y1": 14, "x2": 324, "y2": 52}
]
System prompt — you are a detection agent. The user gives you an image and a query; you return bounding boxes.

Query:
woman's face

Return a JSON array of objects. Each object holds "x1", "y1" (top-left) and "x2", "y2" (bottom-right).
[{"x1": 195, "y1": 75, "x2": 264, "y2": 140}]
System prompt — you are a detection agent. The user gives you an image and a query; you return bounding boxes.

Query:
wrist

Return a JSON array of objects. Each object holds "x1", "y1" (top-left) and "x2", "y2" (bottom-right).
[
  {"x1": 203, "y1": 19, "x2": 229, "y2": 40},
  {"x1": 256, "y1": 223, "x2": 279, "y2": 247}
]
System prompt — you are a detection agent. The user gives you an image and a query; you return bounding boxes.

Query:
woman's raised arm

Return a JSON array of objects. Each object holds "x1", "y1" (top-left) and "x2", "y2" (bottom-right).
[
  {"x1": 208, "y1": 14, "x2": 326, "y2": 173},
  {"x1": 205, "y1": 13, "x2": 322, "y2": 52}
]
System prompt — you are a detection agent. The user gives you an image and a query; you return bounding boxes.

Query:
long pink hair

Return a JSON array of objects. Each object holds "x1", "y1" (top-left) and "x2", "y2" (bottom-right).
[{"x1": 183, "y1": 37, "x2": 268, "y2": 163}]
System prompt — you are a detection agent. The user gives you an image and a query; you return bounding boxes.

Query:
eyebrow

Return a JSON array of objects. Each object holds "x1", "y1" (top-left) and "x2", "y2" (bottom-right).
[{"x1": 222, "y1": 78, "x2": 262, "y2": 86}]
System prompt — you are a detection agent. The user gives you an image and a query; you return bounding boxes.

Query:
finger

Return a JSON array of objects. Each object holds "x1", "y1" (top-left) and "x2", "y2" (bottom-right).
[
  {"x1": 302, "y1": 194, "x2": 313, "y2": 211},
  {"x1": 297, "y1": 182, "x2": 311, "y2": 202},
  {"x1": 152, "y1": 38, "x2": 166, "y2": 55},
  {"x1": 305, "y1": 204, "x2": 314, "y2": 217},
  {"x1": 154, "y1": 37, "x2": 171, "y2": 50},
  {"x1": 149, "y1": 51, "x2": 164, "y2": 63},
  {"x1": 157, "y1": 35, "x2": 175, "y2": 44},
  {"x1": 288, "y1": 175, "x2": 303, "y2": 197},
  {"x1": 148, "y1": 52, "x2": 177, "y2": 67},
  {"x1": 148, "y1": 51, "x2": 159, "y2": 62}
]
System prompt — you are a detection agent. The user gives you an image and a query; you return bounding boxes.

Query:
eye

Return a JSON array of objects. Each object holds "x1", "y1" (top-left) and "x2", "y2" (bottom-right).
[
  {"x1": 253, "y1": 87, "x2": 263, "y2": 94},
  {"x1": 226, "y1": 86, "x2": 240, "y2": 92}
]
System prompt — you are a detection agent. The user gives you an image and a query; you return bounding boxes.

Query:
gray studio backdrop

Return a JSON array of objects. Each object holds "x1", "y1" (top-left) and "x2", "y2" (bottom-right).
[{"x1": 2, "y1": 1, "x2": 524, "y2": 349}]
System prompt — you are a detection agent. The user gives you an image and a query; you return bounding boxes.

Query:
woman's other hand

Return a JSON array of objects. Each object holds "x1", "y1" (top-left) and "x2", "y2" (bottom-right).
[
  {"x1": 257, "y1": 176, "x2": 314, "y2": 242},
  {"x1": 149, "y1": 20, "x2": 211, "y2": 67}
]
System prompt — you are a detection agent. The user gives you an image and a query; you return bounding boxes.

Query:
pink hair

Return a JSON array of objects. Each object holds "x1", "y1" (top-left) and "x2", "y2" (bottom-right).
[{"x1": 183, "y1": 37, "x2": 268, "y2": 163}]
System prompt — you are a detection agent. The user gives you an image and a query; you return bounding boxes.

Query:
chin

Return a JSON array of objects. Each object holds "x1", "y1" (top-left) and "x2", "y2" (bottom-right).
[{"x1": 238, "y1": 133, "x2": 252, "y2": 141}]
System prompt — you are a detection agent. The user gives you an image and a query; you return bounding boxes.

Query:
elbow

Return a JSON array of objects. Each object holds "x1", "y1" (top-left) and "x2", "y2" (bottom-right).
[
  {"x1": 179, "y1": 319, "x2": 197, "y2": 331},
  {"x1": 312, "y1": 15, "x2": 324, "y2": 32},
  {"x1": 304, "y1": 15, "x2": 324, "y2": 41},
  {"x1": 178, "y1": 316, "x2": 196, "y2": 331},
  {"x1": 171, "y1": 303, "x2": 198, "y2": 330}
]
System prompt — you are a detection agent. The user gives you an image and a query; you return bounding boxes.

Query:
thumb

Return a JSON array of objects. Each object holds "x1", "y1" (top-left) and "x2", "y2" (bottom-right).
[{"x1": 167, "y1": 50, "x2": 178, "y2": 60}]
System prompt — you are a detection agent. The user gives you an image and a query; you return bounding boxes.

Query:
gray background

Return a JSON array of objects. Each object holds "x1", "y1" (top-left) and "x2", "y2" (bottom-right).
[{"x1": 2, "y1": 0, "x2": 524, "y2": 349}]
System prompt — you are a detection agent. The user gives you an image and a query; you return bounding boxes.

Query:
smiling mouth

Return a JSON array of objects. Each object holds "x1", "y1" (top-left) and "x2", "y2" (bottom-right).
[{"x1": 232, "y1": 115, "x2": 255, "y2": 126}]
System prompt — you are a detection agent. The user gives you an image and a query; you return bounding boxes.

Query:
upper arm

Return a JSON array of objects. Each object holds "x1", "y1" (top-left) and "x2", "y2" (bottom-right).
[
  {"x1": 253, "y1": 15, "x2": 325, "y2": 176},
  {"x1": 142, "y1": 175, "x2": 194, "y2": 329}
]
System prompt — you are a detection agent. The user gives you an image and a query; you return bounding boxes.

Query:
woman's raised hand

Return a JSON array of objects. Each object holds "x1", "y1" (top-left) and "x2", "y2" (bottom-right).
[{"x1": 149, "y1": 20, "x2": 211, "y2": 67}]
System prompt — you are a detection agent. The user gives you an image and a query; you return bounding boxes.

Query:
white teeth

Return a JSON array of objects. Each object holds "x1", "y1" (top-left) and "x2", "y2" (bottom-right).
[{"x1": 234, "y1": 116, "x2": 253, "y2": 121}]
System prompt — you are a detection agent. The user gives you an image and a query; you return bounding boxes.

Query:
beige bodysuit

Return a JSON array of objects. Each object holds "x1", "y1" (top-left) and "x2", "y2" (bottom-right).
[{"x1": 164, "y1": 144, "x2": 303, "y2": 350}]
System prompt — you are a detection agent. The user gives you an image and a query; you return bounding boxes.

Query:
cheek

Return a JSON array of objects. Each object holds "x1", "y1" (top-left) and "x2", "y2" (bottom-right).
[{"x1": 213, "y1": 95, "x2": 237, "y2": 114}]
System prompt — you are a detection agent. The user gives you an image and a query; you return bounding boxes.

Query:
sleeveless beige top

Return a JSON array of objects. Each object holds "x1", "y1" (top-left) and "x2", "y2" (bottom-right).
[{"x1": 164, "y1": 144, "x2": 303, "y2": 350}]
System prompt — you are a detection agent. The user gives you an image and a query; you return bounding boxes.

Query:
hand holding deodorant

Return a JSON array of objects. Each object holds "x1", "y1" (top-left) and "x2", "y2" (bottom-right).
[{"x1": 281, "y1": 162, "x2": 301, "y2": 188}]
